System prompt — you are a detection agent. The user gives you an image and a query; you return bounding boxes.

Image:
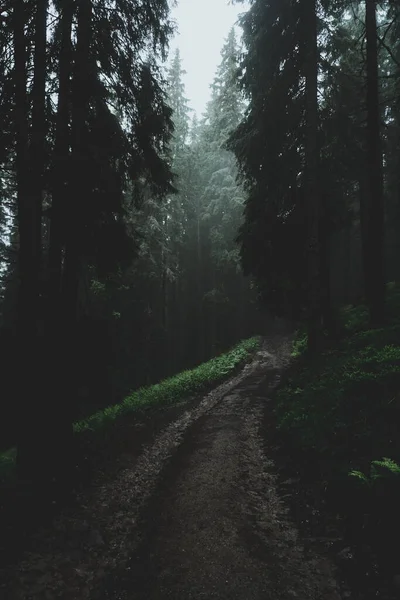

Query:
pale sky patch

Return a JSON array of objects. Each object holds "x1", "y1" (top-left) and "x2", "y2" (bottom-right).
[{"x1": 168, "y1": 0, "x2": 249, "y2": 118}]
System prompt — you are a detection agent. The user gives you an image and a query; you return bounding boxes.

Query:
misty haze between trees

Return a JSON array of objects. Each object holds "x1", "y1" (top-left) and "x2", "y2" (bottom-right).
[{"x1": 0, "y1": 0, "x2": 400, "y2": 597}]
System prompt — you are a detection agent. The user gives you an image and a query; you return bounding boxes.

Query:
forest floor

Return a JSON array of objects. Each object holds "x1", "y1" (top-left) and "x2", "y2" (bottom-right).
[{"x1": 0, "y1": 336, "x2": 347, "y2": 599}]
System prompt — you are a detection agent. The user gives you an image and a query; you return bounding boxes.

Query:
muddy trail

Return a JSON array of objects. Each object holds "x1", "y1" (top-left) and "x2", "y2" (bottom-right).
[{"x1": 0, "y1": 337, "x2": 342, "y2": 599}]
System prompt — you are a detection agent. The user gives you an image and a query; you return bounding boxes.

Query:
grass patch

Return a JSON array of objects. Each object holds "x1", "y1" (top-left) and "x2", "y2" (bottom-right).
[
  {"x1": 0, "y1": 336, "x2": 261, "y2": 481},
  {"x1": 74, "y1": 335, "x2": 260, "y2": 434}
]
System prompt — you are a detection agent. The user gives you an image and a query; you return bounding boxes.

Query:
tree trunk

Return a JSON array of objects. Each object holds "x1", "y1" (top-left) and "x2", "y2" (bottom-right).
[
  {"x1": 13, "y1": 0, "x2": 31, "y2": 333},
  {"x1": 344, "y1": 224, "x2": 351, "y2": 304},
  {"x1": 359, "y1": 176, "x2": 369, "y2": 303},
  {"x1": 196, "y1": 200, "x2": 204, "y2": 363},
  {"x1": 210, "y1": 266, "x2": 217, "y2": 356},
  {"x1": 13, "y1": 0, "x2": 43, "y2": 479},
  {"x1": 49, "y1": 0, "x2": 92, "y2": 478},
  {"x1": 161, "y1": 245, "x2": 169, "y2": 376},
  {"x1": 320, "y1": 213, "x2": 335, "y2": 337},
  {"x1": 34, "y1": 0, "x2": 76, "y2": 485},
  {"x1": 171, "y1": 274, "x2": 181, "y2": 373},
  {"x1": 65, "y1": 0, "x2": 92, "y2": 345},
  {"x1": 48, "y1": 0, "x2": 74, "y2": 320},
  {"x1": 304, "y1": 0, "x2": 321, "y2": 353},
  {"x1": 365, "y1": 0, "x2": 385, "y2": 325},
  {"x1": 30, "y1": 0, "x2": 47, "y2": 304}
]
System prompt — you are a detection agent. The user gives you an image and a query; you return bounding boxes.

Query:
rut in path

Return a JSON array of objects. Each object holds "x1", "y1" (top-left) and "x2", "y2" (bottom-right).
[{"x1": 1, "y1": 337, "x2": 341, "y2": 600}]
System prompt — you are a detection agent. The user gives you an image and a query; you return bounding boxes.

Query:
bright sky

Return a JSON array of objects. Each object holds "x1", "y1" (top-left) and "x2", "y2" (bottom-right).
[{"x1": 168, "y1": 0, "x2": 249, "y2": 118}]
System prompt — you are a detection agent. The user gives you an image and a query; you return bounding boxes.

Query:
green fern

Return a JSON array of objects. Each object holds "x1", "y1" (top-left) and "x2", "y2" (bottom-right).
[
  {"x1": 349, "y1": 458, "x2": 400, "y2": 485},
  {"x1": 370, "y1": 457, "x2": 400, "y2": 479},
  {"x1": 349, "y1": 469, "x2": 370, "y2": 485}
]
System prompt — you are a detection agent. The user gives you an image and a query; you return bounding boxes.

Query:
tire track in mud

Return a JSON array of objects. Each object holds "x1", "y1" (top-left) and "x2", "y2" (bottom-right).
[
  {"x1": 1, "y1": 345, "x2": 268, "y2": 598},
  {"x1": 1, "y1": 337, "x2": 341, "y2": 599},
  {"x1": 99, "y1": 339, "x2": 341, "y2": 599}
]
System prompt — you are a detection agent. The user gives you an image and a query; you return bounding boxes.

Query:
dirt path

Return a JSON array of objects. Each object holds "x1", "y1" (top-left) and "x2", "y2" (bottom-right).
[{"x1": 1, "y1": 337, "x2": 342, "y2": 599}]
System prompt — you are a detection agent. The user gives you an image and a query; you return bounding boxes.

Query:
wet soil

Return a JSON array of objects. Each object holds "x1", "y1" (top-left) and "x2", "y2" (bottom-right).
[{"x1": 0, "y1": 337, "x2": 343, "y2": 599}]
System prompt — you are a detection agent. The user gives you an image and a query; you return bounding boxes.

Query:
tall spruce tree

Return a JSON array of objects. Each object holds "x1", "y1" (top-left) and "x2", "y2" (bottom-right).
[
  {"x1": 6, "y1": 0, "x2": 176, "y2": 481},
  {"x1": 365, "y1": 0, "x2": 385, "y2": 324},
  {"x1": 228, "y1": 0, "x2": 308, "y2": 324}
]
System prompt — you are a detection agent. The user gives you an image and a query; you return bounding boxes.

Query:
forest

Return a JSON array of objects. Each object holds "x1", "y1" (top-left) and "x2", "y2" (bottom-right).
[{"x1": 1, "y1": 0, "x2": 400, "y2": 597}]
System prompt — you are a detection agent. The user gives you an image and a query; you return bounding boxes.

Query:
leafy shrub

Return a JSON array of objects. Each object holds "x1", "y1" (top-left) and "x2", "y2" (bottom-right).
[
  {"x1": 291, "y1": 329, "x2": 307, "y2": 357},
  {"x1": 340, "y1": 303, "x2": 369, "y2": 334}
]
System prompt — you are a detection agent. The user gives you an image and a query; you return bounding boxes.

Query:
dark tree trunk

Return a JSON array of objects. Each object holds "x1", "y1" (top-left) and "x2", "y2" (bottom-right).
[
  {"x1": 161, "y1": 251, "x2": 168, "y2": 377},
  {"x1": 60, "y1": 0, "x2": 92, "y2": 429},
  {"x1": 196, "y1": 202, "x2": 204, "y2": 364},
  {"x1": 66, "y1": 0, "x2": 91, "y2": 312},
  {"x1": 48, "y1": 0, "x2": 74, "y2": 320},
  {"x1": 365, "y1": 0, "x2": 385, "y2": 325},
  {"x1": 39, "y1": 0, "x2": 92, "y2": 481},
  {"x1": 30, "y1": 0, "x2": 47, "y2": 297},
  {"x1": 344, "y1": 224, "x2": 351, "y2": 304},
  {"x1": 320, "y1": 213, "x2": 335, "y2": 337},
  {"x1": 171, "y1": 275, "x2": 179, "y2": 373},
  {"x1": 359, "y1": 176, "x2": 369, "y2": 303},
  {"x1": 304, "y1": 0, "x2": 321, "y2": 353},
  {"x1": 210, "y1": 266, "x2": 217, "y2": 355},
  {"x1": 13, "y1": 0, "x2": 43, "y2": 479},
  {"x1": 36, "y1": 0, "x2": 76, "y2": 485},
  {"x1": 13, "y1": 0, "x2": 32, "y2": 338}
]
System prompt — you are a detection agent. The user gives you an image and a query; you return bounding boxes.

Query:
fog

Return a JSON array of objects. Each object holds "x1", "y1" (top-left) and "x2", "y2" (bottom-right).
[{"x1": 169, "y1": 0, "x2": 249, "y2": 116}]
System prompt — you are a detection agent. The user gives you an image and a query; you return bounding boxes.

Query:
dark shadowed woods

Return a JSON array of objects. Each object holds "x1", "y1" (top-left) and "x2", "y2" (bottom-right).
[{"x1": 1, "y1": 0, "x2": 400, "y2": 598}]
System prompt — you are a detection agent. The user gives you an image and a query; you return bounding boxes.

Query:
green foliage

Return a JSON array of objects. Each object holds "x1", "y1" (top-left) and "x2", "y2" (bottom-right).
[
  {"x1": 275, "y1": 283, "x2": 400, "y2": 462},
  {"x1": 227, "y1": 0, "x2": 309, "y2": 318},
  {"x1": 276, "y1": 283, "x2": 400, "y2": 575},
  {"x1": 340, "y1": 304, "x2": 370, "y2": 334},
  {"x1": 350, "y1": 457, "x2": 400, "y2": 487},
  {"x1": 291, "y1": 330, "x2": 307, "y2": 358},
  {"x1": 74, "y1": 336, "x2": 260, "y2": 434},
  {"x1": 348, "y1": 456, "x2": 400, "y2": 567},
  {"x1": 0, "y1": 337, "x2": 260, "y2": 481},
  {"x1": 197, "y1": 27, "x2": 246, "y2": 277},
  {"x1": 166, "y1": 48, "x2": 192, "y2": 154},
  {"x1": 338, "y1": 283, "x2": 400, "y2": 336},
  {"x1": 277, "y1": 337, "x2": 400, "y2": 454},
  {"x1": 0, "y1": 448, "x2": 17, "y2": 482},
  {"x1": 229, "y1": 0, "x2": 394, "y2": 321},
  {"x1": 91, "y1": 280, "x2": 107, "y2": 296},
  {"x1": 88, "y1": 31, "x2": 257, "y2": 403}
]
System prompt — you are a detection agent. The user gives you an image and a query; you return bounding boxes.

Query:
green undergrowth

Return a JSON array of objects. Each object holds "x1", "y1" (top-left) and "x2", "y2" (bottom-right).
[
  {"x1": 275, "y1": 282, "x2": 400, "y2": 575},
  {"x1": 74, "y1": 335, "x2": 260, "y2": 434},
  {"x1": 0, "y1": 336, "x2": 261, "y2": 481},
  {"x1": 276, "y1": 283, "x2": 400, "y2": 464}
]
